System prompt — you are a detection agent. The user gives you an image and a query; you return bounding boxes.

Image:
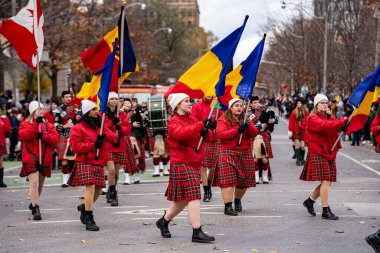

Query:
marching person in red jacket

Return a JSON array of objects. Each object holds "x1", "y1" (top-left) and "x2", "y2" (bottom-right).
[
  {"x1": 300, "y1": 94, "x2": 348, "y2": 220},
  {"x1": 0, "y1": 105, "x2": 12, "y2": 187},
  {"x1": 19, "y1": 101, "x2": 60, "y2": 220},
  {"x1": 156, "y1": 93, "x2": 215, "y2": 243},
  {"x1": 104, "y1": 92, "x2": 137, "y2": 206},
  {"x1": 213, "y1": 98, "x2": 259, "y2": 216},
  {"x1": 191, "y1": 96, "x2": 223, "y2": 202},
  {"x1": 68, "y1": 100, "x2": 117, "y2": 231},
  {"x1": 370, "y1": 109, "x2": 380, "y2": 153},
  {"x1": 288, "y1": 98, "x2": 309, "y2": 166}
]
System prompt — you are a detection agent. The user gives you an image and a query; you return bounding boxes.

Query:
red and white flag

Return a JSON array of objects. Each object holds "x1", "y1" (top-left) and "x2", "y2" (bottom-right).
[{"x1": 0, "y1": 0, "x2": 44, "y2": 70}]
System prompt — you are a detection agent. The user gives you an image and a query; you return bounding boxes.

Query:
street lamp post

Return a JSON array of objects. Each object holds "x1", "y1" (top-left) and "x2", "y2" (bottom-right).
[
  {"x1": 282, "y1": 1, "x2": 328, "y2": 94},
  {"x1": 152, "y1": 27, "x2": 173, "y2": 37}
]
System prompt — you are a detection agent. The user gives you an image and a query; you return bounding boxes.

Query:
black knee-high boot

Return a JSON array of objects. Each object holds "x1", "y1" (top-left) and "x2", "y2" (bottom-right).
[{"x1": 0, "y1": 168, "x2": 7, "y2": 188}]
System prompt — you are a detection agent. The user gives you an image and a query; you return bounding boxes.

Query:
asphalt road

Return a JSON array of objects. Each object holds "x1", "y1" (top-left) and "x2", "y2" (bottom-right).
[{"x1": 0, "y1": 116, "x2": 379, "y2": 253}]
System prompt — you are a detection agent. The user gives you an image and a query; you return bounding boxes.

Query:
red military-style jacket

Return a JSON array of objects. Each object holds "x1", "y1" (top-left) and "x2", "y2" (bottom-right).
[
  {"x1": 371, "y1": 115, "x2": 380, "y2": 144},
  {"x1": 70, "y1": 121, "x2": 117, "y2": 166},
  {"x1": 289, "y1": 109, "x2": 309, "y2": 134},
  {"x1": 19, "y1": 119, "x2": 60, "y2": 166},
  {"x1": 102, "y1": 110, "x2": 131, "y2": 153},
  {"x1": 303, "y1": 113, "x2": 345, "y2": 161},
  {"x1": 167, "y1": 113, "x2": 212, "y2": 169},
  {"x1": 0, "y1": 116, "x2": 11, "y2": 147},
  {"x1": 216, "y1": 117, "x2": 259, "y2": 151}
]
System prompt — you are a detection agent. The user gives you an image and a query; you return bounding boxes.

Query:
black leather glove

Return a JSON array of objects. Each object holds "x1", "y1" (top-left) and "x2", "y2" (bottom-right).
[
  {"x1": 36, "y1": 116, "x2": 43, "y2": 123},
  {"x1": 113, "y1": 142, "x2": 120, "y2": 148},
  {"x1": 341, "y1": 119, "x2": 349, "y2": 132},
  {"x1": 238, "y1": 122, "x2": 249, "y2": 134},
  {"x1": 112, "y1": 117, "x2": 120, "y2": 125},
  {"x1": 203, "y1": 118, "x2": 211, "y2": 128},
  {"x1": 37, "y1": 132, "x2": 43, "y2": 140},
  {"x1": 115, "y1": 124, "x2": 121, "y2": 131},
  {"x1": 208, "y1": 120, "x2": 217, "y2": 130},
  {"x1": 94, "y1": 134, "x2": 105, "y2": 149},
  {"x1": 200, "y1": 128, "x2": 208, "y2": 138}
]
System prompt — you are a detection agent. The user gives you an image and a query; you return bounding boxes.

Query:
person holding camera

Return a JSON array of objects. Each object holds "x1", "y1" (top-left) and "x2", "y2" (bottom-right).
[
  {"x1": 300, "y1": 94, "x2": 348, "y2": 220},
  {"x1": 68, "y1": 100, "x2": 117, "y2": 231},
  {"x1": 19, "y1": 101, "x2": 60, "y2": 220},
  {"x1": 213, "y1": 98, "x2": 259, "y2": 216},
  {"x1": 156, "y1": 93, "x2": 215, "y2": 243}
]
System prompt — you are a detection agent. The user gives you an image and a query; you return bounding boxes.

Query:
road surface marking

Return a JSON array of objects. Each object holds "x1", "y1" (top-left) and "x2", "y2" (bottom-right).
[
  {"x1": 103, "y1": 205, "x2": 149, "y2": 209},
  {"x1": 15, "y1": 208, "x2": 64, "y2": 212},
  {"x1": 338, "y1": 152, "x2": 380, "y2": 176},
  {"x1": 31, "y1": 220, "x2": 80, "y2": 224}
]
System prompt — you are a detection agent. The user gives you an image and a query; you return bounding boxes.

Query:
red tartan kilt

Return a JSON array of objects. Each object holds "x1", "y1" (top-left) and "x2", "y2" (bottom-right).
[
  {"x1": 20, "y1": 163, "x2": 51, "y2": 177},
  {"x1": 56, "y1": 137, "x2": 68, "y2": 160},
  {"x1": 300, "y1": 151, "x2": 337, "y2": 182},
  {"x1": 261, "y1": 132, "x2": 273, "y2": 158},
  {"x1": 108, "y1": 151, "x2": 128, "y2": 165},
  {"x1": 123, "y1": 136, "x2": 139, "y2": 174},
  {"x1": 201, "y1": 141, "x2": 219, "y2": 169},
  {"x1": 292, "y1": 130, "x2": 305, "y2": 141},
  {"x1": 68, "y1": 162, "x2": 105, "y2": 187},
  {"x1": 213, "y1": 149, "x2": 256, "y2": 189},
  {"x1": 0, "y1": 145, "x2": 7, "y2": 155},
  {"x1": 165, "y1": 164, "x2": 201, "y2": 201}
]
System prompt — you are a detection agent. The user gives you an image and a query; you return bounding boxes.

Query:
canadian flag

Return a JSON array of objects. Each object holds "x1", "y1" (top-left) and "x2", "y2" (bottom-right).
[{"x1": 0, "y1": 0, "x2": 44, "y2": 70}]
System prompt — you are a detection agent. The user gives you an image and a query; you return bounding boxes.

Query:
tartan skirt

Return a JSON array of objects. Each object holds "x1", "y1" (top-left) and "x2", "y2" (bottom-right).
[
  {"x1": 61, "y1": 160, "x2": 75, "y2": 174},
  {"x1": 213, "y1": 149, "x2": 256, "y2": 189},
  {"x1": 20, "y1": 163, "x2": 51, "y2": 177},
  {"x1": 202, "y1": 141, "x2": 219, "y2": 169},
  {"x1": 165, "y1": 164, "x2": 201, "y2": 201},
  {"x1": 108, "y1": 151, "x2": 128, "y2": 165},
  {"x1": 0, "y1": 145, "x2": 7, "y2": 155},
  {"x1": 300, "y1": 151, "x2": 337, "y2": 182},
  {"x1": 261, "y1": 132, "x2": 273, "y2": 159},
  {"x1": 292, "y1": 129, "x2": 305, "y2": 141},
  {"x1": 67, "y1": 162, "x2": 105, "y2": 187},
  {"x1": 56, "y1": 137, "x2": 68, "y2": 160},
  {"x1": 123, "y1": 136, "x2": 139, "y2": 174}
]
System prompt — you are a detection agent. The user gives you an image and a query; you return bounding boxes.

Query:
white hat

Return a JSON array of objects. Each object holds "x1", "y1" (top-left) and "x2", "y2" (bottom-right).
[
  {"x1": 81, "y1": 99, "x2": 97, "y2": 115},
  {"x1": 228, "y1": 98, "x2": 243, "y2": 109},
  {"x1": 168, "y1": 93, "x2": 189, "y2": 110},
  {"x1": 29, "y1": 101, "x2": 44, "y2": 114},
  {"x1": 108, "y1": 91, "x2": 118, "y2": 100},
  {"x1": 314, "y1": 94, "x2": 328, "y2": 107}
]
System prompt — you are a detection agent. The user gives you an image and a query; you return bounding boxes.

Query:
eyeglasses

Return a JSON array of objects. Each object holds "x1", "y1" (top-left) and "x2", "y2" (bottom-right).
[
  {"x1": 109, "y1": 98, "x2": 118, "y2": 100},
  {"x1": 319, "y1": 102, "x2": 329, "y2": 105}
]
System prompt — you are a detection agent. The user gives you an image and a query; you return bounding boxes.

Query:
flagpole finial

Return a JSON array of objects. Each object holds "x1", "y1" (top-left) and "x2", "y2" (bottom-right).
[
  {"x1": 263, "y1": 33, "x2": 267, "y2": 38},
  {"x1": 121, "y1": 0, "x2": 128, "y2": 6}
]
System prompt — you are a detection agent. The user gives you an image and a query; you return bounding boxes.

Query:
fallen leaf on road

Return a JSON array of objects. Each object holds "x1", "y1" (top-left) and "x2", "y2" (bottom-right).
[
  {"x1": 359, "y1": 221, "x2": 365, "y2": 224},
  {"x1": 223, "y1": 250, "x2": 229, "y2": 252},
  {"x1": 271, "y1": 209, "x2": 276, "y2": 211},
  {"x1": 79, "y1": 196, "x2": 84, "y2": 200},
  {"x1": 119, "y1": 243, "x2": 133, "y2": 246},
  {"x1": 80, "y1": 240, "x2": 91, "y2": 244},
  {"x1": 170, "y1": 247, "x2": 179, "y2": 250},
  {"x1": 335, "y1": 230, "x2": 344, "y2": 233},
  {"x1": 131, "y1": 211, "x2": 140, "y2": 214},
  {"x1": 7, "y1": 225, "x2": 16, "y2": 227},
  {"x1": 251, "y1": 248, "x2": 257, "y2": 252},
  {"x1": 371, "y1": 225, "x2": 377, "y2": 228},
  {"x1": 64, "y1": 232, "x2": 71, "y2": 235},
  {"x1": 347, "y1": 208, "x2": 353, "y2": 211},
  {"x1": 19, "y1": 239, "x2": 24, "y2": 242},
  {"x1": 296, "y1": 241, "x2": 304, "y2": 246},
  {"x1": 355, "y1": 192, "x2": 362, "y2": 195},
  {"x1": 180, "y1": 244, "x2": 185, "y2": 247},
  {"x1": 147, "y1": 241, "x2": 156, "y2": 244},
  {"x1": 216, "y1": 234, "x2": 224, "y2": 236},
  {"x1": 269, "y1": 251, "x2": 279, "y2": 253},
  {"x1": 143, "y1": 222, "x2": 151, "y2": 226},
  {"x1": 5, "y1": 203, "x2": 13, "y2": 207},
  {"x1": 213, "y1": 246, "x2": 220, "y2": 250}
]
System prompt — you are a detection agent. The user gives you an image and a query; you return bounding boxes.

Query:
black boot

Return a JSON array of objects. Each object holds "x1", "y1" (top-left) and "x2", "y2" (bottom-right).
[
  {"x1": 303, "y1": 197, "x2": 316, "y2": 216},
  {"x1": 110, "y1": 190, "x2": 119, "y2": 207},
  {"x1": 295, "y1": 149, "x2": 302, "y2": 166},
  {"x1": 29, "y1": 203, "x2": 33, "y2": 213},
  {"x1": 234, "y1": 198, "x2": 242, "y2": 212},
  {"x1": 192, "y1": 226, "x2": 215, "y2": 243},
  {"x1": 300, "y1": 149, "x2": 306, "y2": 165},
  {"x1": 322, "y1": 206, "x2": 339, "y2": 220},
  {"x1": 84, "y1": 211, "x2": 99, "y2": 231},
  {"x1": 292, "y1": 145, "x2": 296, "y2": 159},
  {"x1": 203, "y1": 185, "x2": 211, "y2": 202},
  {"x1": 224, "y1": 202, "x2": 237, "y2": 216},
  {"x1": 32, "y1": 204, "x2": 42, "y2": 220},
  {"x1": 77, "y1": 204, "x2": 85, "y2": 224},
  {"x1": 365, "y1": 229, "x2": 380, "y2": 253},
  {"x1": 156, "y1": 211, "x2": 171, "y2": 238},
  {"x1": 0, "y1": 168, "x2": 7, "y2": 188},
  {"x1": 208, "y1": 180, "x2": 212, "y2": 199},
  {"x1": 107, "y1": 185, "x2": 116, "y2": 203}
]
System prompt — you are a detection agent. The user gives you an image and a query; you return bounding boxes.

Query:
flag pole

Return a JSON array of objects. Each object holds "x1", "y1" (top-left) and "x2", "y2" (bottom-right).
[
  {"x1": 329, "y1": 107, "x2": 357, "y2": 153},
  {"x1": 196, "y1": 97, "x2": 218, "y2": 153},
  {"x1": 95, "y1": 113, "x2": 106, "y2": 160},
  {"x1": 237, "y1": 99, "x2": 250, "y2": 146},
  {"x1": 115, "y1": 2, "x2": 127, "y2": 144},
  {"x1": 34, "y1": 0, "x2": 42, "y2": 171}
]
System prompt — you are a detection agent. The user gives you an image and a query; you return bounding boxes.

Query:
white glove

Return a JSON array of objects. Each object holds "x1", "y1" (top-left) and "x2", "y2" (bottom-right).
[{"x1": 288, "y1": 131, "x2": 293, "y2": 138}]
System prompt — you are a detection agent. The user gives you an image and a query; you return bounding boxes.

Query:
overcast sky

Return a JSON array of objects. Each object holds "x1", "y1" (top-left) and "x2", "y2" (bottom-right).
[{"x1": 198, "y1": 0, "x2": 311, "y2": 65}]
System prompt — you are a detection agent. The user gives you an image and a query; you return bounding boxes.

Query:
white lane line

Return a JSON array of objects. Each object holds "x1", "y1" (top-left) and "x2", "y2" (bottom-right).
[
  {"x1": 283, "y1": 204, "x2": 302, "y2": 206},
  {"x1": 31, "y1": 220, "x2": 80, "y2": 224},
  {"x1": 338, "y1": 152, "x2": 380, "y2": 177},
  {"x1": 4, "y1": 165, "x2": 22, "y2": 172},
  {"x1": 132, "y1": 217, "x2": 186, "y2": 220},
  {"x1": 15, "y1": 208, "x2": 64, "y2": 212}
]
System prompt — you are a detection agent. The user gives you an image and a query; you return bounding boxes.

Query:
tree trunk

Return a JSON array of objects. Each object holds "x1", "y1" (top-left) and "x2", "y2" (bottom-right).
[
  {"x1": 27, "y1": 72, "x2": 34, "y2": 91},
  {"x1": 51, "y1": 68, "x2": 58, "y2": 98}
]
